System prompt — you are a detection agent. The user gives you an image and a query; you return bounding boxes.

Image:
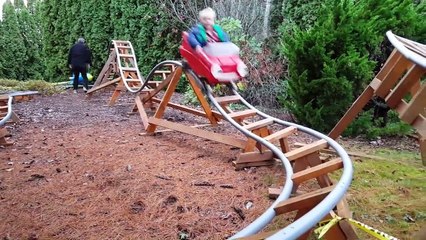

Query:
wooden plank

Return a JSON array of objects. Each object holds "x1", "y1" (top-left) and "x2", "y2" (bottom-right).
[
  {"x1": 135, "y1": 95, "x2": 149, "y2": 130},
  {"x1": 236, "y1": 230, "x2": 279, "y2": 240},
  {"x1": 150, "y1": 97, "x2": 224, "y2": 120},
  {"x1": 108, "y1": 79, "x2": 124, "y2": 106},
  {"x1": 292, "y1": 158, "x2": 343, "y2": 184},
  {"x1": 215, "y1": 95, "x2": 241, "y2": 105},
  {"x1": 295, "y1": 142, "x2": 389, "y2": 161},
  {"x1": 146, "y1": 67, "x2": 183, "y2": 133},
  {"x1": 233, "y1": 160, "x2": 275, "y2": 170},
  {"x1": 237, "y1": 151, "x2": 274, "y2": 163},
  {"x1": 376, "y1": 49, "x2": 399, "y2": 80},
  {"x1": 285, "y1": 139, "x2": 328, "y2": 161},
  {"x1": 186, "y1": 71, "x2": 218, "y2": 125},
  {"x1": 264, "y1": 126, "x2": 297, "y2": 142},
  {"x1": 268, "y1": 187, "x2": 282, "y2": 199},
  {"x1": 243, "y1": 118, "x2": 274, "y2": 131},
  {"x1": 329, "y1": 86, "x2": 375, "y2": 139},
  {"x1": 274, "y1": 185, "x2": 334, "y2": 215},
  {"x1": 227, "y1": 109, "x2": 257, "y2": 120},
  {"x1": 93, "y1": 51, "x2": 116, "y2": 87},
  {"x1": 121, "y1": 67, "x2": 138, "y2": 72},
  {"x1": 87, "y1": 77, "x2": 121, "y2": 95},
  {"x1": 376, "y1": 56, "x2": 413, "y2": 98},
  {"x1": 412, "y1": 115, "x2": 426, "y2": 136},
  {"x1": 148, "y1": 118, "x2": 247, "y2": 148},
  {"x1": 399, "y1": 84, "x2": 426, "y2": 124},
  {"x1": 141, "y1": 72, "x2": 175, "y2": 103},
  {"x1": 385, "y1": 65, "x2": 425, "y2": 108}
]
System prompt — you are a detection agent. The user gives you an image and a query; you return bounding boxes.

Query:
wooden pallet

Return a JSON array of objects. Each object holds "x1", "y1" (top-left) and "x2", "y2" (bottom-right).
[{"x1": 329, "y1": 31, "x2": 426, "y2": 165}]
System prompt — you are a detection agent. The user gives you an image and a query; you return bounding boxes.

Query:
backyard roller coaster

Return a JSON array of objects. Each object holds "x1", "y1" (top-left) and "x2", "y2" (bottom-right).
[
  {"x1": 88, "y1": 30, "x2": 425, "y2": 239},
  {"x1": 89, "y1": 34, "x2": 356, "y2": 239}
]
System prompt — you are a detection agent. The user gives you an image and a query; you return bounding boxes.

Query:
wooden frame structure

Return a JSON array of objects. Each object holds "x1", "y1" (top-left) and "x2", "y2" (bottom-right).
[
  {"x1": 86, "y1": 40, "x2": 176, "y2": 106},
  {"x1": 132, "y1": 62, "x2": 356, "y2": 239},
  {"x1": 86, "y1": 40, "x2": 145, "y2": 105},
  {"x1": 329, "y1": 32, "x2": 426, "y2": 165}
]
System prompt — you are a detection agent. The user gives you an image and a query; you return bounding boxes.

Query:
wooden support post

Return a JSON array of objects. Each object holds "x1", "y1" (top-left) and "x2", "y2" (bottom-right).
[
  {"x1": 399, "y1": 84, "x2": 426, "y2": 124},
  {"x1": 185, "y1": 72, "x2": 218, "y2": 125},
  {"x1": 135, "y1": 95, "x2": 149, "y2": 130},
  {"x1": 146, "y1": 67, "x2": 183, "y2": 133},
  {"x1": 109, "y1": 79, "x2": 124, "y2": 106},
  {"x1": 328, "y1": 86, "x2": 375, "y2": 139}
]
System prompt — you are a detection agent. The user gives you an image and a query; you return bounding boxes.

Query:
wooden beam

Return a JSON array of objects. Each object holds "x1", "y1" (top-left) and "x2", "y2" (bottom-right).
[
  {"x1": 108, "y1": 79, "x2": 124, "y2": 106},
  {"x1": 148, "y1": 118, "x2": 247, "y2": 148},
  {"x1": 285, "y1": 140, "x2": 328, "y2": 161},
  {"x1": 328, "y1": 86, "x2": 375, "y2": 139},
  {"x1": 215, "y1": 95, "x2": 241, "y2": 105},
  {"x1": 292, "y1": 158, "x2": 343, "y2": 185},
  {"x1": 264, "y1": 126, "x2": 297, "y2": 142},
  {"x1": 185, "y1": 72, "x2": 218, "y2": 124},
  {"x1": 237, "y1": 151, "x2": 274, "y2": 163},
  {"x1": 150, "y1": 98, "x2": 224, "y2": 120},
  {"x1": 274, "y1": 185, "x2": 334, "y2": 215},
  {"x1": 243, "y1": 118, "x2": 274, "y2": 131},
  {"x1": 141, "y1": 71, "x2": 174, "y2": 103},
  {"x1": 135, "y1": 95, "x2": 149, "y2": 130},
  {"x1": 146, "y1": 67, "x2": 183, "y2": 133},
  {"x1": 399, "y1": 83, "x2": 426, "y2": 124},
  {"x1": 93, "y1": 51, "x2": 116, "y2": 87},
  {"x1": 87, "y1": 77, "x2": 121, "y2": 95},
  {"x1": 385, "y1": 65, "x2": 425, "y2": 108},
  {"x1": 376, "y1": 55, "x2": 412, "y2": 98},
  {"x1": 228, "y1": 109, "x2": 257, "y2": 120}
]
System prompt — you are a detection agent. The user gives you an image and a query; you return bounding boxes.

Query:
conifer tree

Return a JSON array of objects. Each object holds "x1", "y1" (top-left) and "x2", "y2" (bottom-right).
[
  {"x1": 15, "y1": 0, "x2": 43, "y2": 79},
  {"x1": 0, "y1": 0, "x2": 26, "y2": 80}
]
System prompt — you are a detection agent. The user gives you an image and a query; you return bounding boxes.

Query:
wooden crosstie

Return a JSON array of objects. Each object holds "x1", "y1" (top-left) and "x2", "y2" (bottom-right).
[
  {"x1": 329, "y1": 31, "x2": 426, "y2": 165},
  {"x1": 134, "y1": 61, "x2": 356, "y2": 239}
]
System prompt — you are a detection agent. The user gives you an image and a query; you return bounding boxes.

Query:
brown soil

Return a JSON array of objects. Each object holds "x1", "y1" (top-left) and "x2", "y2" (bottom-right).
[{"x1": 0, "y1": 90, "x2": 419, "y2": 240}]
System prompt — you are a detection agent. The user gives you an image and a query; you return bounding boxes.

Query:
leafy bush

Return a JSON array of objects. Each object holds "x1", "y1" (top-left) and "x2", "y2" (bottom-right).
[
  {"x1": 344, "y1": 110, "x2": 413, "y2": 139},
  {"x1": 0, "y1": 79, "x2": 20, "y2": 87},
  {"x1": 280, "y1": 0, "x2": 424, "y2": 133},
  {"x1": 16, "y1": 80, "x2": 63, "y2": 95}
]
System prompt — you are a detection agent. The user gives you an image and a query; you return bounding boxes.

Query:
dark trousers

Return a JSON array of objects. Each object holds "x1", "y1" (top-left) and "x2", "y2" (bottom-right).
[{"x1": 72, "y1": 65, "x2": 89, "y2": 90}]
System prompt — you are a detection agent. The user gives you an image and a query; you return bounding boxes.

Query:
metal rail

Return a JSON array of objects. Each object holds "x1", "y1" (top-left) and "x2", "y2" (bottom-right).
[{"x1": 0, "y1": 95, "x2": 13, "y2": 126}]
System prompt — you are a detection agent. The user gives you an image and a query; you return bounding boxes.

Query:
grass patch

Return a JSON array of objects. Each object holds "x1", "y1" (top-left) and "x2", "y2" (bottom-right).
[
  {"x1": 0, "y1": 79, "x2": 63, "y2": 95},
  {"x1": 347, "y1": 148, "x2": 425, "y2": 239}
]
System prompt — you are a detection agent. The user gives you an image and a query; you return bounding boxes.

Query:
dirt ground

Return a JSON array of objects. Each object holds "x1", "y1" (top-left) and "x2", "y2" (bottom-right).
[{"x1": 0, "y1": 89, "x2": 420, "y2": 240}]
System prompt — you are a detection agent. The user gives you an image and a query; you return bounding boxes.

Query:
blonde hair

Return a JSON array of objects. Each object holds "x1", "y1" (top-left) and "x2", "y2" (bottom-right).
[{"x1": 199, "y1": 7, "x2": 216, "y2": 20}]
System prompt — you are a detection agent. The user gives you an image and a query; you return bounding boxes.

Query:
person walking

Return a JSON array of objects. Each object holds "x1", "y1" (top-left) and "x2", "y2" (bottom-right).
[{"x1": 68, "y1": 37, "x2": 92, "y2": 93}]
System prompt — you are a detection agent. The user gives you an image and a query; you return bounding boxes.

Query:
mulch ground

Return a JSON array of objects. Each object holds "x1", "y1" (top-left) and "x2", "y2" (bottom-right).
[{"x1": 0, "y1": 89, "x2": 420, "y2": 240}]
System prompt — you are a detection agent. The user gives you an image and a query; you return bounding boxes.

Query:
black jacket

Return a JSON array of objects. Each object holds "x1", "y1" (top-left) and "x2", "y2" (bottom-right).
[{"x1": 68, "y1": 42, "x2": 92, "y2": 67}]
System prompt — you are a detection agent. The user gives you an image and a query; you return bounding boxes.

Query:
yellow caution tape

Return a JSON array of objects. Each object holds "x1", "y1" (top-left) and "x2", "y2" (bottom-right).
[{"x1": 314, "y1": 215, "x2": 399, "y2": 240}]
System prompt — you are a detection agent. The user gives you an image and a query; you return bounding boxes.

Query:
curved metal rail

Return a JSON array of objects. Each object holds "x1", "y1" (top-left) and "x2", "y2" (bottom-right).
[
  {"x1": 386, "y1": 31, "x2": 426, "y2": 68},
  {"x1": 136, "y1": 60, "x2": 184, "y2": 93},
  {"x1": 140, "y1": 61, "x2": 354, "y2": 239},
  {"x1": 112, "y1": 40, "x2": 145, "y2": 93},
  {"x1": 0, "y1": 95, "x2": 13, "y2": 126}
]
